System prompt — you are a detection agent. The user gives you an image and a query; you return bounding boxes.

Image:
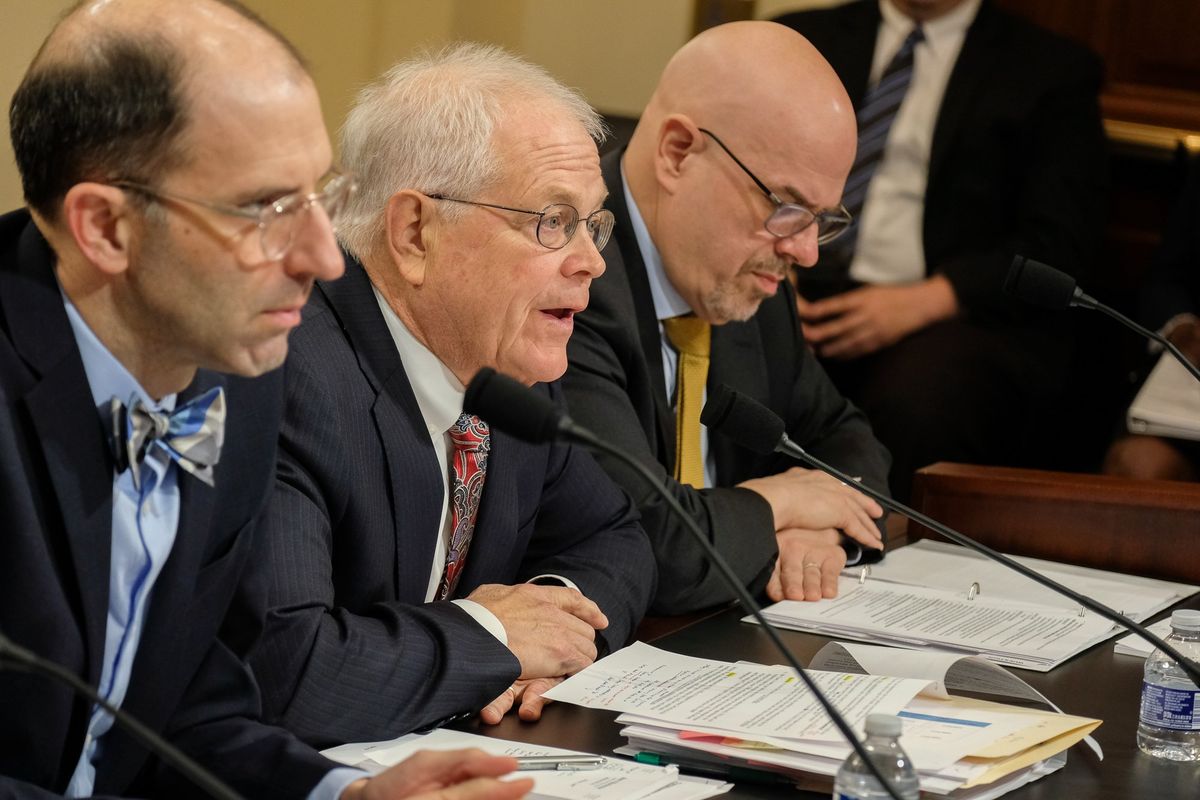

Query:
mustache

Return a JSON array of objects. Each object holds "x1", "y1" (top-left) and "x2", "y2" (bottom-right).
[{"x1": 741, "y1": 256, "x2": 790, "y2": 279}]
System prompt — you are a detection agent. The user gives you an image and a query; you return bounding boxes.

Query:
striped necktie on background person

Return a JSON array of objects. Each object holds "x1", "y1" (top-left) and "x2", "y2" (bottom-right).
[{"x1": 823, "y1": 25, "x2": 925, "y2": 270}]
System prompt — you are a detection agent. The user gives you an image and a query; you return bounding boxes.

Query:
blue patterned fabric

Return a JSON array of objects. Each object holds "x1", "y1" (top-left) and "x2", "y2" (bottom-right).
[{"x1": 109, "y1": 386, "x2": 226, "y2": 489}]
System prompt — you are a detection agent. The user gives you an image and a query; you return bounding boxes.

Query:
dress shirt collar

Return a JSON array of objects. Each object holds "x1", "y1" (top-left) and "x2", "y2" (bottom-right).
[
  {"x1": 879, "y1": 0, "x2": 982, "y2": 59},
  {"x1": 372, "y1": 284, "x2": 464, "y2": 435},
  {"x1": 621, "y1": 158, "x2": 693, "y2": 322},
  {"x1": 63, "y1": 293, "x2": 176, "y2": 416}
]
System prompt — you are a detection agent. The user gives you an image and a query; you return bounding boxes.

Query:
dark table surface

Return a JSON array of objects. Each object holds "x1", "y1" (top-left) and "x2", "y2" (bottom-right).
[{"x1": 462, "y1": 598, "x2": 1200, "y2": 799}]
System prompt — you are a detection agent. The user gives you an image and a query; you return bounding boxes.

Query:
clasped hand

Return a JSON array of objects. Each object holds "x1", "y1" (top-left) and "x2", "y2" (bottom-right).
[{"x1": 468, "y1": 583, "x2": 607, "y2": 724}]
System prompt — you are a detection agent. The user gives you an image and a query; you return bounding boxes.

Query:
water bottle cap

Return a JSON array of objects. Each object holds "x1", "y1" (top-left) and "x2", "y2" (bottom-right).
[
  {"x1": 864, "y1": 714, "x2": 902, "y2": 737},
  {"x1": 1170, "y1": 609, "x2": 1200, "y2": 631}
]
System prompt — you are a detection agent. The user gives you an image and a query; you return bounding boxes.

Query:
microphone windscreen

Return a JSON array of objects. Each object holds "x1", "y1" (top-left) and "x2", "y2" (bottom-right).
[
  {"x1": 463, "y1": 367, "x2": 563, "y2": 444},
  {"x1": 701, "y1": 384, "x2": 786, "y2": 455},
  {"x1": 1004, "y1": 255, "x2": 1078, "y2": 309}
]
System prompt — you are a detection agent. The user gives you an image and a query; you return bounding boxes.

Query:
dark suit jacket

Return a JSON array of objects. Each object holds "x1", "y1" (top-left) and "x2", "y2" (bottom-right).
[
  {"x1": 561, "y1": 151, "x2": 891, "y2": 615},
  {"x1": 777, "y1": 0, "x2": 1107, "y2": 323},
  {"x1": 0, "y1": 209, "x2": 334, "y2": 798},
  {"x1": 239, "y1": 256, "x2": 655, "y2": 748},
  {"x1": 1141, "y1": 157, "x2": 1200, "y2": 330}
]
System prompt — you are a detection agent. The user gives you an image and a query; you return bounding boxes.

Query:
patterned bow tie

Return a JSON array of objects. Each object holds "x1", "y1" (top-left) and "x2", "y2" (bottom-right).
[{"x1": 108, "y1": 386, "x2": 226, "y2": 490}]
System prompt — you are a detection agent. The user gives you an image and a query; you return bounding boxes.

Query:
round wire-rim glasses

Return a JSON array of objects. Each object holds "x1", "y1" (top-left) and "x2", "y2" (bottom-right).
[
  {"x1": 428, "y1": 194, "x2": 615, "y2": 251},
  {"x1": 110, "y1": 171, "x2": 358, "y2": 261},
  {"x1": 698, "y1": 128, "x2": 852, "y2": 245}
]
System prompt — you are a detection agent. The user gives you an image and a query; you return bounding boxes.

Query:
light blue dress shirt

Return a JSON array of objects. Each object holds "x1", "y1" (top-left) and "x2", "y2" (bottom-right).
[
  {"x1": 621, "y1": 163, "x2": 717, "y2": 488},
  {"x1": 61, "y1": 298, "x2": 361, "y2": 799}
]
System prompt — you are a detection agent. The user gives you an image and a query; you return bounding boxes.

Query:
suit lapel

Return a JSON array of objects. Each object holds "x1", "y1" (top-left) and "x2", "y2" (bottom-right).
[
  {"x1": 3, "y1": 219, "x2": 113, "y2": 687},
  {"x1": 708, "y1": 317, "x2": 771, "y2": 486},
  {"x1": 928, "y1": 3, "x2": 998, "y2": 189},
  {"x1": 319, "y1": 258, "x2": 442, "y2": 599},
  {"x1": 830, "y1": 0, "x2": 882, "y2": 105},
  {"x1": 454, "y1": 426, "x2": 518, "y2": 594},
  {"x1": 140, "y1": 372, "x2": 223, "y2": 627},
  {"x1": 601, "y1": 150, "x2": 677, "y2": 462}
]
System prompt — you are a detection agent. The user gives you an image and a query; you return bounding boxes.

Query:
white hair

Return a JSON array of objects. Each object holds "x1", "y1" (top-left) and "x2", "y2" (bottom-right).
[{"x1": 336, "y1": 41, "x2": 607, "y2": 261}]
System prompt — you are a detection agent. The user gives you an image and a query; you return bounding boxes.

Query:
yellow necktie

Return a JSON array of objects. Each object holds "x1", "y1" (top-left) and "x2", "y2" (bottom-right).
[{"x1": 663, "y1": 315, "x2": 711, "y2": 489}]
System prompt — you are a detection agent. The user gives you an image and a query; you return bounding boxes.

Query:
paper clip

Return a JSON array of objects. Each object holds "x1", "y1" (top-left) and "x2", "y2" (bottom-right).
[
  {"x1": 966, "y1": 582, "x2": 980, "y2": 601},
  {"x1": 858, "y1": 565, "x2": 871, "y2": 585}
]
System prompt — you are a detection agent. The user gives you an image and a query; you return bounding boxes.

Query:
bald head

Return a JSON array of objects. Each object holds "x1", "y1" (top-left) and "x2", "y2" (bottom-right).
[
  {"x1": 639, "y1": 20, "x2": 853, "y2": 153},
  {"x1": 10, "y1": 0, "x2": 310, "y2": 219},
  {"x1": 623, "y1": 21, "x2": 857, "y2": 325}
]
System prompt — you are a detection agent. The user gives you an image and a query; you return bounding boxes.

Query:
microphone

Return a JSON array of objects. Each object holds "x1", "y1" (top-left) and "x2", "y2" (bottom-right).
[
  {"x1": 1006, "y1": 255, "x2": 1200, "y2": 383},
  {"x1": 701, "y1": 385, "x2": 1200, "y2": 686},
  {"x1": 0, "y1": 630, "x2": 243, "y2": 800},
  {"x1": 463, "y1": 367, "x2": 908, "y2": 800}
]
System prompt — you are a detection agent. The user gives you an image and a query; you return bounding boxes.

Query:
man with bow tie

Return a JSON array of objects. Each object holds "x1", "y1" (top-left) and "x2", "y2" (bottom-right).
[{"x1": 0, "y1": 1, "x2": 531, "y2": 799}]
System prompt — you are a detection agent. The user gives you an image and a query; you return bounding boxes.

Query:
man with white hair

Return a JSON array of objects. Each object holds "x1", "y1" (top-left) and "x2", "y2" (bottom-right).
[{"x1": 236, "y1": 42, "x2": 656, "y2": 747}]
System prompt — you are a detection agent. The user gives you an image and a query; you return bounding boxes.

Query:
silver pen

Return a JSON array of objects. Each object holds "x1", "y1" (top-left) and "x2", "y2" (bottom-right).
[{"x1": 515, "y1": 754, "x2": 607, "y2": 771}]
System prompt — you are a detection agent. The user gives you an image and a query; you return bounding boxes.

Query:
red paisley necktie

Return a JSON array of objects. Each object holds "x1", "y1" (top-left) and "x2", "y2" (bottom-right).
[{"x1": 435, "y1": 413, "x2": 491, "y2": 600}]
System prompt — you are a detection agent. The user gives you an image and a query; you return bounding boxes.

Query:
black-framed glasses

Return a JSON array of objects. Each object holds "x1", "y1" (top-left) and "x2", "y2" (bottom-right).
[
  {"x1": 698, "y1": 128, "x2": 852, "y2": 245},
  {"x1": 428, "y1": 194, "x2": 615, "y2": 251},
  {"x1": 111, "y1": 171, "x2": 357, "y2": 261}
]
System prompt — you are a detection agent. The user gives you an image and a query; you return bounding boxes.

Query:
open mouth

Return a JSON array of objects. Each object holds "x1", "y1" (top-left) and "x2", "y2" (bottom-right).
[{"x1": 542, "y1": 308, "x2": 576, "y2": 321}]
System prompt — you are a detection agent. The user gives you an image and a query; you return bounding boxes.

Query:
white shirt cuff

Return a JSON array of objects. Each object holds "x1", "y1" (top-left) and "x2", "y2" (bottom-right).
[
  {"x1": 526, "y1": 573, "x2": 579, "y2": 591},
  {"x1": 308, "y1": 766, "x2": 368, "y2": 800},
  {"x1": 452, "y1": 598, "x2": 508, "y2": 646}
]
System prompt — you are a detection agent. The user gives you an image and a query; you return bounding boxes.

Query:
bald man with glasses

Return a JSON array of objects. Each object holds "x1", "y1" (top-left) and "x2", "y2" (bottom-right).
[
  {"x1": 230, "y1": 43, "x2": 654, "y2": 748},
  {"x1": 562, "y1": 21, "x2": 892, "y2": 616}
]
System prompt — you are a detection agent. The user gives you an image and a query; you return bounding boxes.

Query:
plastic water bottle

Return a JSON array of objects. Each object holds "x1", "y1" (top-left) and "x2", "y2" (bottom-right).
[
  {"x1": 1137, "y1": 609, "x2": 1200, "y2": 761},
  {"x1": 833, "y1": 714, "x2": 920, "y2": 800}
]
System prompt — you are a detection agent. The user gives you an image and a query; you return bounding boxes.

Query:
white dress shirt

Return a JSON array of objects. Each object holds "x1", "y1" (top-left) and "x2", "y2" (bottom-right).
[
  {"x1": 373, "y1": 287, "x2": 509, "y2": 644},
  {"x1": 850, "y1": 0, "x2": 982, "y2": 286}
]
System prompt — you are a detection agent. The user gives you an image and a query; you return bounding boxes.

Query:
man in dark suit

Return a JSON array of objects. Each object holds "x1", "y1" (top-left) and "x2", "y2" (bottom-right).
[
  {"x1": 775, "y1": 0, "x2": 1107, "y2": 499},
  {"x1": 0, "y1": 2, "x2": 530, "y2": 798},
  {"x1": 239, "y1": 43, "x2": 656, "y2": 748},
  {"x1": 563, "y1": 22, "x2": 891, "y2": 616}
]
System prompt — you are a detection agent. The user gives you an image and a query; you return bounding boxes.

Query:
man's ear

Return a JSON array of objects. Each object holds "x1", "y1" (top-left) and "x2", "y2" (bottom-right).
[
  {"x1": 61, "y1": 183, "x2": 138, "y2": 276},
  {"x1": 654, "y1": 115, "x2": 703, "y2": 195},
  {"x1": 385, "y1": 189, "x2": 436, "y2": 287}
]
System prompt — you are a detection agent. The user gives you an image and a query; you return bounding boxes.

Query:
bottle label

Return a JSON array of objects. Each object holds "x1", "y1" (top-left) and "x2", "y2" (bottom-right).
[{"x1": 1140, "y1": 681, "x2": 1200, "y2": 731}]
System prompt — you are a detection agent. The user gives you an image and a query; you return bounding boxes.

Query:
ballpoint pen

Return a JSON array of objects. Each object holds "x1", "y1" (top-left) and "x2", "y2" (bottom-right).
[
  {"x1": 633, "y1": 751, "x2": 796, "y2": 785},
  {"x1": 515, "y1": 754, "x2": 607, "y2": 771}
]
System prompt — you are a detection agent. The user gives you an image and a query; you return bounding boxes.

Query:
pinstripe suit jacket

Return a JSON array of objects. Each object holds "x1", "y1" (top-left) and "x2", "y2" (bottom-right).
[{"x1": 238, "y1": 255, "x2": 655, "y2": 748}]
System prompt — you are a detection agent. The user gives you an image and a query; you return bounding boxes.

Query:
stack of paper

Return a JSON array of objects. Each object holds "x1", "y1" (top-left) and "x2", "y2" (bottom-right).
[
  {"x1": 752, "y1": 540, "x2": 1199, "y2": 671},
  {"x1": 322, "y1": 727, "x2": 732, "y2": 800},
  {"x1": 1114, "y1": 619, "x2": 1173, "y2": 658},
  {"x1": 543, "y1": 641, "x2": 1100, "y2": 798},
  {"x1": 1127, "y1": 350, "x2": 1200, "y2": 441}
]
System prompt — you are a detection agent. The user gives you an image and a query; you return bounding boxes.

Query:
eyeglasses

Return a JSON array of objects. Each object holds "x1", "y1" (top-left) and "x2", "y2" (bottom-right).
[
  {"x1": 698, "y1": 128, "x2": 852, "y2": 245},
  {"x1": 427, "y1": 194, "x2": 615, "y2": 251},
  {"x1": 111, "y1": 171, "x2": 357, "y2": 261}
]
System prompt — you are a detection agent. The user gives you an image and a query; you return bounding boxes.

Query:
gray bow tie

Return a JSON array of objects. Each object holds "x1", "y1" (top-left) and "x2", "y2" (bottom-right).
[{"x1": 108, "y1": 386, "x2": 226, "y2": 490}]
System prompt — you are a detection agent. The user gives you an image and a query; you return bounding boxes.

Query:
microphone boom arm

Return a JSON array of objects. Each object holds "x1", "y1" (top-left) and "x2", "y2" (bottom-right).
[
  {"x1": 558, "y1": 419, "x2": 910, "y2": 800},
  {"x1": 1073, "y1": 289, "x2": 1200, "y2": 384},
  {"x1": 0, "y1": 632, "x2": 244, "y2": 800}
]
